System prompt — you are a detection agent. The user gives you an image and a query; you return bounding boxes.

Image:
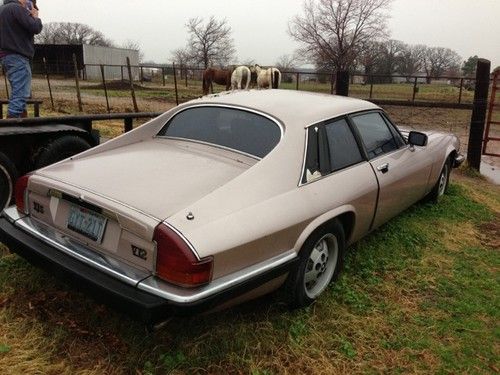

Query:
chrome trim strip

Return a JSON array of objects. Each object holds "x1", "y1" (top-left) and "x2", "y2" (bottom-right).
[
  {"x1": 137, "y1": 250, "x2": 297, "y2": 304},
  {"x1": 161, "y1": 221, "x2": 201, "y2": 260},
  {"x1": 2, "y1": 206, "x2": 25, "y2": 223},
  {"x1": 7, "y1": 213, "x2": 149, "y2": 286},
  {"x1": 35, "y1": 175, "x2": 162, "y2": 222},
  {"x1": 155, "y1": 104, "x2": 285, "y2": 158},
  {"x1": 4, "y1": 208, "x2": 297, "y2": 305}
]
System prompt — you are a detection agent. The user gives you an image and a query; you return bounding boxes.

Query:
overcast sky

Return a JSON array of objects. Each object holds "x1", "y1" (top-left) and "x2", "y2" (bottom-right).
[{"x1": 37, "y1": 0, "x2": 500, "y2": 68}]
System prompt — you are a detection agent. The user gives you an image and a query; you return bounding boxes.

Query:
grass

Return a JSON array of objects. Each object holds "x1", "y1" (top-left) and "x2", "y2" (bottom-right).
[{"x1": 0, "y1": 171, "x2": 498, "y2": 374}]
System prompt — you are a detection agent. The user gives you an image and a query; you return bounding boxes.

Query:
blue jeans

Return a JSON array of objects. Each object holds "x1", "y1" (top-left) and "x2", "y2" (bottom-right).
[{"x1": 1, "y1": 54, "x2": 31, "y2": 117}]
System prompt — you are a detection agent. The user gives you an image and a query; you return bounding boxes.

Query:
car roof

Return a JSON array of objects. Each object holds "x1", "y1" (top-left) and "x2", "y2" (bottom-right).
[{"x1": 189, "y1": 89, "x2": 380, "y2": 128}]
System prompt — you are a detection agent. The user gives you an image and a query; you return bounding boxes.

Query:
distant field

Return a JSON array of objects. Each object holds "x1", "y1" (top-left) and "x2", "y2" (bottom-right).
[{"x1": 0, "y1": 172, "x2": 498, "y2": 374}]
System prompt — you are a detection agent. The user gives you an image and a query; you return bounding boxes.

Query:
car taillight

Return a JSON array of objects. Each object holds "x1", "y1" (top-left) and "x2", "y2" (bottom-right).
[
  {"x1": 15, "y1": 174, "x2": 30, "y2": 214},
  {"x1": 153, "y1": 223, "x2": 213, "y2": 288}
]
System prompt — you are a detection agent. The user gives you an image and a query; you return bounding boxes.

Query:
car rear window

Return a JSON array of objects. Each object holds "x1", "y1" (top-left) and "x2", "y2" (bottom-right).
[{"x1": 157, "y1": 107, "x2": 282, "y2": 158}]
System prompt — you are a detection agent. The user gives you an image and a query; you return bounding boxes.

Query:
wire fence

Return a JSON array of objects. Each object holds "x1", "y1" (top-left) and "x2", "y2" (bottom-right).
[{"x1": 14, "y1": 61, "x2": 481, "y2": 110}]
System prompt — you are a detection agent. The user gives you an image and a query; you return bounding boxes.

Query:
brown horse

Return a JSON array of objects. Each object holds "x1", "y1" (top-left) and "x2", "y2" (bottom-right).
[{"x1": 202, "y1": 68, "x2": 232, "y2": 95}]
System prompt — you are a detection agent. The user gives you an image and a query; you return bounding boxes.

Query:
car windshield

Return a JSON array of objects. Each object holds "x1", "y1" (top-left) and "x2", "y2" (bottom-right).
[{"x1": 157, "y1": 107, "x2": 282, "y2": 158}]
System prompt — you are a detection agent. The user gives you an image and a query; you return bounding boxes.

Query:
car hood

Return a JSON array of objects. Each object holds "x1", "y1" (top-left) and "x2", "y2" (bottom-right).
[{"x1": 36, "y1": 138, "x2": 256, "y2": 220}]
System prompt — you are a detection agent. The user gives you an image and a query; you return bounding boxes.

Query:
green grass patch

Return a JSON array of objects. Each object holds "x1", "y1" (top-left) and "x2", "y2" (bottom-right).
[{"x1": 0, "y1": 176, "x2": 498, "y2": 374}]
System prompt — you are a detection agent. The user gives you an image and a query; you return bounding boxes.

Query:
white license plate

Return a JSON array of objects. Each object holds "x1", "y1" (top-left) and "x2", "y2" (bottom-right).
[{"x1": 67, "y1": 205, "x2": 107, "y2": 243}]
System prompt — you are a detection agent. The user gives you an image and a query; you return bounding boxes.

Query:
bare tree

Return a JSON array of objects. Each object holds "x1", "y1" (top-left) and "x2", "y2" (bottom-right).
[
  {"x1": 185, "y1": 17, "x2": 236, "y2": 69},
  {"x1": 36, "y1": 22, "x2": 114, "y2": 47},
  {"x1": 357, "y1": 41, "x2": 384, "y2": 82},
  {"x1": 276, "y1": 54, "x2": 297, "y2": 83},
  {"x1": 121, "y1": 40, "x2": 144, "y2": 62},
  {"x1": 289, "y1": 0, "x2": 392, "y2": 71},
  {"x1": 423, "y1": 47, "x2": 461, "y2": 82},
  {"x1": 171, "y1": 47, "x2": 192, "y2": 66},
  {"x1": 397, "y1": 44, "x2": 426, "y2": 79},
  {"x1": 378, "y1": 39, "x2": 406, "y2": 77}
]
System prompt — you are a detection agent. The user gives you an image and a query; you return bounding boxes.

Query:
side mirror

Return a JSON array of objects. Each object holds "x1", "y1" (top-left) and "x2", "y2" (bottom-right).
[{"x1": 408, "y1": 131, "x2": 428, "y2": 147}]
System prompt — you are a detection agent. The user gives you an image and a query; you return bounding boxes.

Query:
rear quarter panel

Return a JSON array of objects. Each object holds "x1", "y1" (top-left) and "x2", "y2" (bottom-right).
[
  {"x1": 424, "y1": 132, "x2": 460, "y2": 193},
  {"x1": 173, "y1": 162, "x2": 378, "y2": 280}
]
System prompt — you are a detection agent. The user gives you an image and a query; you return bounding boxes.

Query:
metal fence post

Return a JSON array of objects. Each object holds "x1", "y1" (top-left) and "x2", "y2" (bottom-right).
[
  {"x1": 336, "y1": 71, "x2": 349, "y2": 96},
  {"x1": 296, "y1": 72, "x2": 299, "y2": 91},
  {"x1": 124, "y1": 117, "x2": 133, "y2": 133},
  {"x1": 467, "y1": 59, "x2": 491, "y2": 170},
  {"x1": 162, "y1": 67, "x2": 166, "y2": 86},
  {"x1": 173, "y1": 63, "x2": 179, "y2": 105},
  {"x1": 412, "y1": 77, "x2": 418, "y2": 102},
  {"x1": 127, "y1": 57, "x2": 139, "y2": 112},
  {"x1": 72, "y1": 54, "x2": 83, "y2": 112},
  {"x1": 43, "y1": 57, "x2": 55, "y2": 111},
  {"x1": 100, "y1": 65, "x2": 110, "y2": 113},
  {"x1": 458, "y1": 78, "x2": 464, "y2": 104}
]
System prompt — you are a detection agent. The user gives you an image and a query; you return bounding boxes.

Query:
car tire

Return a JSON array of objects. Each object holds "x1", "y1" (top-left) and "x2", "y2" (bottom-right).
[
  {"x1": 284, "y1": 220, "x2": 345, "y2": 308},
  {"x1": 0, "y1": 152, "x2": 18, "y2": 211},
  {"x1": 34, "y1": 135, "x2": 91, "y2": 169},
  {"x1": 426, "y1": 157, "x2": 452, "y2": 203}
]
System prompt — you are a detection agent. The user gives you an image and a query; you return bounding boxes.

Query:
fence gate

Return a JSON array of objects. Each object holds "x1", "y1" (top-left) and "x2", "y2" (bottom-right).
[{"x1": 483, "y1": 68, "x2": 500, "y2": 157}]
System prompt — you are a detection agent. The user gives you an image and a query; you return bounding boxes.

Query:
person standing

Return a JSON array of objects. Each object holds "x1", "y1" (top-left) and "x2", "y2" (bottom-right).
[{"x1": 0, "y1": 0, "x2": 42, "y2": 118}]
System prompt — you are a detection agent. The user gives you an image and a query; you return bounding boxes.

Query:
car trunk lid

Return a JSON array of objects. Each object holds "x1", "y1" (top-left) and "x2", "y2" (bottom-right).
[{"x1": 36, "y1": 138, "x2": 256, "y2": 220}]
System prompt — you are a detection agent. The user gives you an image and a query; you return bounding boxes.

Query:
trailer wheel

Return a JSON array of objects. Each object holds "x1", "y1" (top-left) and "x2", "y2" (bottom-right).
[
  {"x1": 34, "y1": 135, "x2": 92, "y2": 169},
  {"x1": 0, "y1": 152, "x2": 18, "y2": 210}
]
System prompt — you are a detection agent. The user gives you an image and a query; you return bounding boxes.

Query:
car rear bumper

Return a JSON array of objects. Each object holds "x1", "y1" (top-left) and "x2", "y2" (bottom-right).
[{"x1": 0, "y1": 211, "x2": 298, "y2": 324}]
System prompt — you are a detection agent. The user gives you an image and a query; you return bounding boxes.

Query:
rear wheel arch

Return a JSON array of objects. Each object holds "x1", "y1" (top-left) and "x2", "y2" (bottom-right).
[{"x1": 294, "y1": 207, "x2": 356, "y2": 255}]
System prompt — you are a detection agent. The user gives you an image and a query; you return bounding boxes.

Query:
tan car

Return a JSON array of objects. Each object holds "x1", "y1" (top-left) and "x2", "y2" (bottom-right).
[{"x1": 0, "y1": 90, "x2": 463, "y2": 323}]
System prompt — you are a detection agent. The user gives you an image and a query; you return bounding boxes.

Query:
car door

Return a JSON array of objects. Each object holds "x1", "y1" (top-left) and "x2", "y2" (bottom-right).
[
  {"x1": 350, "y1": 111, "x2": 432, "y2": 229},
  {"x1": 301, "y1": 117, "x2": 379, "y2": 244}
]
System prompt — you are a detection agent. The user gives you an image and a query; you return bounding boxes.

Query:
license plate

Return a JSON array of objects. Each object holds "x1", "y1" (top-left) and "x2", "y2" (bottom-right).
[{"x1": 67, "y1": 205, "x2": 107, "y2": 243}]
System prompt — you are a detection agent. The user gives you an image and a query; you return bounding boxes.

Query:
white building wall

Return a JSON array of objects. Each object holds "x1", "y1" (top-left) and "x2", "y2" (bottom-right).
[{"x1": 82, "y1": 45, "x2": 140, "y2": 81}]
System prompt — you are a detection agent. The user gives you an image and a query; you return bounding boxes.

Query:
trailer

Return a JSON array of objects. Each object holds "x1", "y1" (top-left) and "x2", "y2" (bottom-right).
[{"x1": 0, "y1": 112, "x2": 161, "y2": 210}]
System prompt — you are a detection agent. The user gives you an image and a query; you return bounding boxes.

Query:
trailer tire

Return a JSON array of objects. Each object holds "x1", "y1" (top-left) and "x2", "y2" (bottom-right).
[
  {"x1": 0, "y1": 152, "x2": 18, "y2": 210},
  {"x1": 34, "y1": 135, "x2": 91, "y2": 169}
]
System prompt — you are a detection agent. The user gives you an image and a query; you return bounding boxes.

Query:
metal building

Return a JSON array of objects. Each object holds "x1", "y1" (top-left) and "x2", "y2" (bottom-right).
[{"x1": 33, "y1": 44, "x2": 140, "y2": 81}]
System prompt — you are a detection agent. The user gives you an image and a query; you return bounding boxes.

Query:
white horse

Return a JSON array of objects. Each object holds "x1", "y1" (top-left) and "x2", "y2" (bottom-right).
[
  {"x1": 231, "y1": 66, "x2": 252, "y2": 90},
  {"x1": 254, "y1": 64, "x2": 282, "y2": 89}
]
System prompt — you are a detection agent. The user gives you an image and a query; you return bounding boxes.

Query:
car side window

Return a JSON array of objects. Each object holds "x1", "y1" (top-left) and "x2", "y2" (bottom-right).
[
  {"x1": 351, "y1": 112, "x2": 400, "y2": 159},
  {"x1": 381, "y1": 113, "x2": 406, "y2": 148},
  {"x1": 324, "y1": 118, "x2": 363, "y2": 171}
]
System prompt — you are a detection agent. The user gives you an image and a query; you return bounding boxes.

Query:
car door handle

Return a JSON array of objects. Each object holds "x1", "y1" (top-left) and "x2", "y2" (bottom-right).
[{"x1": 376, "y1": 163, "x2": 389, "y2": 173}]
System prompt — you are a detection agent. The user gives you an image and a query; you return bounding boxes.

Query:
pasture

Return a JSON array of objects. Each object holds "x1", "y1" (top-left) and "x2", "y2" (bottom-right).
[
  {"x1": 0, "y1": 75, "x2": 498, "y2": 374},
  {"x1": 0, "y1": 172, "x2": 498, "y2": 374}
]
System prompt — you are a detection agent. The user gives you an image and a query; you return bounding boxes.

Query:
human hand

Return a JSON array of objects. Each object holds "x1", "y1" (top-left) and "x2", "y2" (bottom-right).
[{"x1": 30, "y1": 7, "x2": 39, "y2": 18}]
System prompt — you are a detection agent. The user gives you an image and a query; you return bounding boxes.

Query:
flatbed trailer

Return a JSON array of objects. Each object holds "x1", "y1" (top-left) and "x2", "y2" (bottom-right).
[{"x1": 0, "y1": 112, "x2": 161, "y2": 209}]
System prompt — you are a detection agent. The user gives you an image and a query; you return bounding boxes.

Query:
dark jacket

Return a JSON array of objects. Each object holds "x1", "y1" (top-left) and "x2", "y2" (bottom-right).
[{"x1": 0, "y1": 0, "x2": 43, "y2": 58}]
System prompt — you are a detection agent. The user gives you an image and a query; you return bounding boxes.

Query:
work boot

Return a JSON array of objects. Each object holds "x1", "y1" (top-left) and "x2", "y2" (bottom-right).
[{"x1": 6, "y1": 113, "x2": 19, "y2": 118}]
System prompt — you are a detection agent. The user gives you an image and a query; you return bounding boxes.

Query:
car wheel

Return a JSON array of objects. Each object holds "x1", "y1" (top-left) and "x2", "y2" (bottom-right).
[
  {"x1": 427, "y1": 157, "x2": 451, "y2": 203},
  {"x1": 284, "y1": 220, "x2": 345, "y2": 308},
  {"x1": 34, "y1": 135, "x2": 91, "y2": 169},
  {"x1": 0, "y1": 152, "x2": 18, "y2": 211}
]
